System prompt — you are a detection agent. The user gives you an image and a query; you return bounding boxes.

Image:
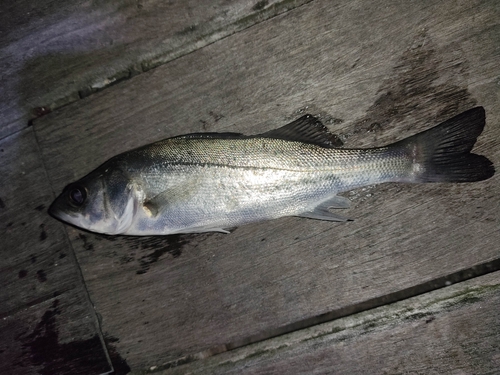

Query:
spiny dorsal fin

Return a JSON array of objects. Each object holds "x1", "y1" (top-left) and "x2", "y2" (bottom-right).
[
  {"x1": 259, "y1": 114, "x2": 343, "y2": 147},
  {"x1": 173, "y1": 132, "x2": 248, "y2": 140},
  {"x1": 169, "y1": 115, "x2": 343, "y2": 147}
]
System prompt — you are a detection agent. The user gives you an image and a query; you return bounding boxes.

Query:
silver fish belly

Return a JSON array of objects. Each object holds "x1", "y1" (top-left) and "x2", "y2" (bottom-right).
[{"x1": 49, "y1": 107, "x2": 494, "y2": 235}]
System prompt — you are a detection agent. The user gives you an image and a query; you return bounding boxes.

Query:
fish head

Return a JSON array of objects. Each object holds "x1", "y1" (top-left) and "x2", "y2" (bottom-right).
[{"x1": 49, "y1": 163, "x2": 136, "y2": 235}]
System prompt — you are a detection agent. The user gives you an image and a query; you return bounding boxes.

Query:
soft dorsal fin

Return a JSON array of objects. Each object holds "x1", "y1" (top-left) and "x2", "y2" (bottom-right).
[{"x1": 259, "y1": 114, "x2": 343, "y2": 148}]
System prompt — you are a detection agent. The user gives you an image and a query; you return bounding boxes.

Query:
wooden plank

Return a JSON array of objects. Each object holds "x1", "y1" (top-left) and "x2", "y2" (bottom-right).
[
  {"x1": 0, "y1": 0, "x2": 311, "y2": 138},
  {"x1": 0, "y1": 130, "x2": 112, "y2": 374},
  {"x1": 34, "y1": 0, "x2": 500, "y2": 372},
  {"x1": 160, "y1": 271, "x2": 500, "y2": 374}
]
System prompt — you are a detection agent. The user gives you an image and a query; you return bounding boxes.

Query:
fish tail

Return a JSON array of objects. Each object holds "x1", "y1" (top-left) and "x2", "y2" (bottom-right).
[{"x1": 395, "y1": 106, "x2": 494, "y2": 183}]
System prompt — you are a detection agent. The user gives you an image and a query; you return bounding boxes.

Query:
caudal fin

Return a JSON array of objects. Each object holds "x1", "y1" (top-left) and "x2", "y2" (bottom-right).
[{"x1": 396, "y1": 107, "x2": 494, "y2": 183}]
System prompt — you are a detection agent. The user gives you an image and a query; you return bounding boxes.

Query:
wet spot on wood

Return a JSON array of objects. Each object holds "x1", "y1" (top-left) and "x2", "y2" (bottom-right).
[
  {"x1": 253, "y1": 0, "x2": 269, "y2": 11},
  {"x1": 30, "y1": 254, "x2": 37, "y2": 263},
  {"x1": 19, "y1": 299, "x2": 110, "y2": 375},
  {"x1": 37, "y1": 270, "x2": 47, "y2": 283},
  {"x1": 78, "y1": 233, "x2": 94, "y2": 251},
  {"x1": 22, "y1": 299, "x2": 61, "y2": 366},
  {"x1": 119, "y1": 255, "x2": 135, "y2": 264},
  {"x1": 104, "y1": 334, "x2": 131, "y2": 375},
  {"x1": 18, "y1": 269, "x2": 28, "y2": 278},
  {"x1": 32, "y1": 106, "x2": 52, "y2": 118},
  {"x1": 209, "y1": 110, "x2": 224, "y2": 122},
  {"x1": 367, "y1": 122, "x2": 382, "y2": 133},
  {"x1": 135, "y1": 235, "x2": 187, "y2": 274},
  {"x1": 177, "y1": 24, "x2": 197, "y2": 36},
  {"x1": 348, "y1": 31, "x2": 476, "y2": 146},
  {"x1": 39, "y1": 223, "x2": 47, "y2": 241},
  {"x1": 119, "y1": 235, "x2": 191, "y2": 274}
]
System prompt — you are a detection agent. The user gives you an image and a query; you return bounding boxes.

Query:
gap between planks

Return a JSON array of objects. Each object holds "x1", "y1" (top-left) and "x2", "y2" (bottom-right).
[
  {"x1": 11, "y1": 0, "x2": 315, "y2": 134},
  {"x1": 151, "y1": 257, "x2": 500, "y2": 371},
  {"x1": 156, "y1": 270, "x2": 500, "y2": 375}
]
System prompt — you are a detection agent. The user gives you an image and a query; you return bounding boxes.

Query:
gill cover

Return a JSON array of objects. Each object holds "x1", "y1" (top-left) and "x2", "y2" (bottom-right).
[{"x1": 49, "y1": 162, "x2": 136, "y2": 235}]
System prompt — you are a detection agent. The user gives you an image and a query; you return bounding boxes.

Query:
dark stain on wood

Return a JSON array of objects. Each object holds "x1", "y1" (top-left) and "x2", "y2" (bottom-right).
[
  {"x1": 348, "y1": 31, "x2": 476, "y2": 145},
  {"x1": 36, "y1": 270, "x2": 47, "y2": 283},
  {"x1": 17, "y1": 299, "x2": 110, "y2": 375},
  {"x1": 103, "y1": 334, "x2": 132, "y2": 375},
  {"x1": 21, "y1": 299, "x2": 62, "y2": 370},
  {"x1": 209, "y1": 110, "x2": 224, "y2": 122},
  {"x1": 176, "y1": 25, "x2": 197, "y2": 36},
  {"x1": 75, "y1": 232, "x2": 218, "y2": 274},
  {"x1": 78, "y1": 233, "x2": 94, "y2": 251},
  {"x1": 198, "y1": 111, "x2": 226, "y2": 131},
  {"x1": 123, "y1": 235, "x2": 188, "y2": 274},
  {"x1": 0, "y1": 197, "x2": 5, "y2": 209},
  {"x1": 39, "y1": 223, "x2": 47, "y2": 241},
  {"x1": 253, "y1": 0, "x2": 269, "y2": 11},
  {"x1": 403, "y1": 311, "x2": 434, "y2": 321},
  {"x1": 30, "y1": 254, "x2": 37, "y2": 263},
  {"x1": 33, "y1": 107, "x2": 52, "y2": 118},
  {"x1": 35, "y1": 204, "x2": 46, "y2": 211},
  {"x1": 18, "y1": 270, "x2": 28, "y2": 279}
]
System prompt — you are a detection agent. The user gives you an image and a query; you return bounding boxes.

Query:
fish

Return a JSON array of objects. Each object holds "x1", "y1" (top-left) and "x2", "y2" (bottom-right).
[{"x1": 49, "y1": 106, "x2": 494, "y2": 235}]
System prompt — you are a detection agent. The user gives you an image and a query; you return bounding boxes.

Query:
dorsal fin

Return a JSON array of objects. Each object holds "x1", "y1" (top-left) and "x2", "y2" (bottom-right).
[
  {"x1": 259, "y1": 114, "x2": 343, "y2": 147},
  {"x1": 173, "y1": 132, "x2": 248, "y2": 140},
  {"x1": 169, "y1": 115, "x2": 343, "y2": 147}
]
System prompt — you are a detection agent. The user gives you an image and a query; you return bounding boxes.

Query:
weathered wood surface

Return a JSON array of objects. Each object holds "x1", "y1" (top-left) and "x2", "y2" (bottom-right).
[
  {"x1": 0, "y1": 130, "x2": 112, "y2": 374},
  {"x1": 0, "y1": 0, "x2": 311, "y2": 139},
  {"x1": 162, "y1": 271, "x2": 500, "y2": 375},
  {"x1": 32, "y1": 0, "x2": 500, "y2": 372}
]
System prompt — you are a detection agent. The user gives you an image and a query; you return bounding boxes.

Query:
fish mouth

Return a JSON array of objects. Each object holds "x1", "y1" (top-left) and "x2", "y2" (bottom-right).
[
  {"x1": 47, "y1": 199, "x2": 62, "y2": 220},
  {"x1": 48, "y1": 200, "x2": 57, "y2": 217},
  {"x1": 48, "y1": 197, "x2": 77, "y2": 224}
]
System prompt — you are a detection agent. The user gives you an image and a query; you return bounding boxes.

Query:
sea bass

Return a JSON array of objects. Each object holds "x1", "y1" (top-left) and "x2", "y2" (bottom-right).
[{"x1": 49, "y1": 107, "x2": 494, "y2": 235}]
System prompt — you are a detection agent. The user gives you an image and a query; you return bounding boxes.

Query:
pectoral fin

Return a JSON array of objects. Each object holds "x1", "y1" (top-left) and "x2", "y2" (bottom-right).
[
  {"x1": 298, "y1": 196, "x2": 352, "y2": 222},
  {"x1": 143, "y1": 188, "x2": 190, "y2": 218}
]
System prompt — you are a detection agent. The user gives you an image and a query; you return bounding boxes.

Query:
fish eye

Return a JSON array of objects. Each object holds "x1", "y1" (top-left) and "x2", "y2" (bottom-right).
[{"x1": 67, "y1": 185, "x2": 87, "y2": 207}]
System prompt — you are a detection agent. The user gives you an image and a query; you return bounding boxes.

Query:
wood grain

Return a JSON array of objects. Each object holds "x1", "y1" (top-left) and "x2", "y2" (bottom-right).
[
  {"x1": 0, "y1": 0, "x2": 311, "y2": 138},
  {"x1": 161, "y1": 271, "x2": 500, "y2": 375},
  {"x1": 32, "y1": 0, "x2": 500, "y2": 372},
  {"x1": 0, "y1": 130, "x2": 112, "y2": 374}
]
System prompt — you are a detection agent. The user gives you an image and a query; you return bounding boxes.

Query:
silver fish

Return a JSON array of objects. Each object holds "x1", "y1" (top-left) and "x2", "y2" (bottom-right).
[{"x1": 49, "y1": 107, "x2": 494, "y2": 235}]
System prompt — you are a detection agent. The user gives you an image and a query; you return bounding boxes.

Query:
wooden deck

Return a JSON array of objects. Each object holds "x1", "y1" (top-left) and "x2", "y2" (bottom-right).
[{"x1": 1, "y1": 0, "x2": 499, "y2": 374}]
